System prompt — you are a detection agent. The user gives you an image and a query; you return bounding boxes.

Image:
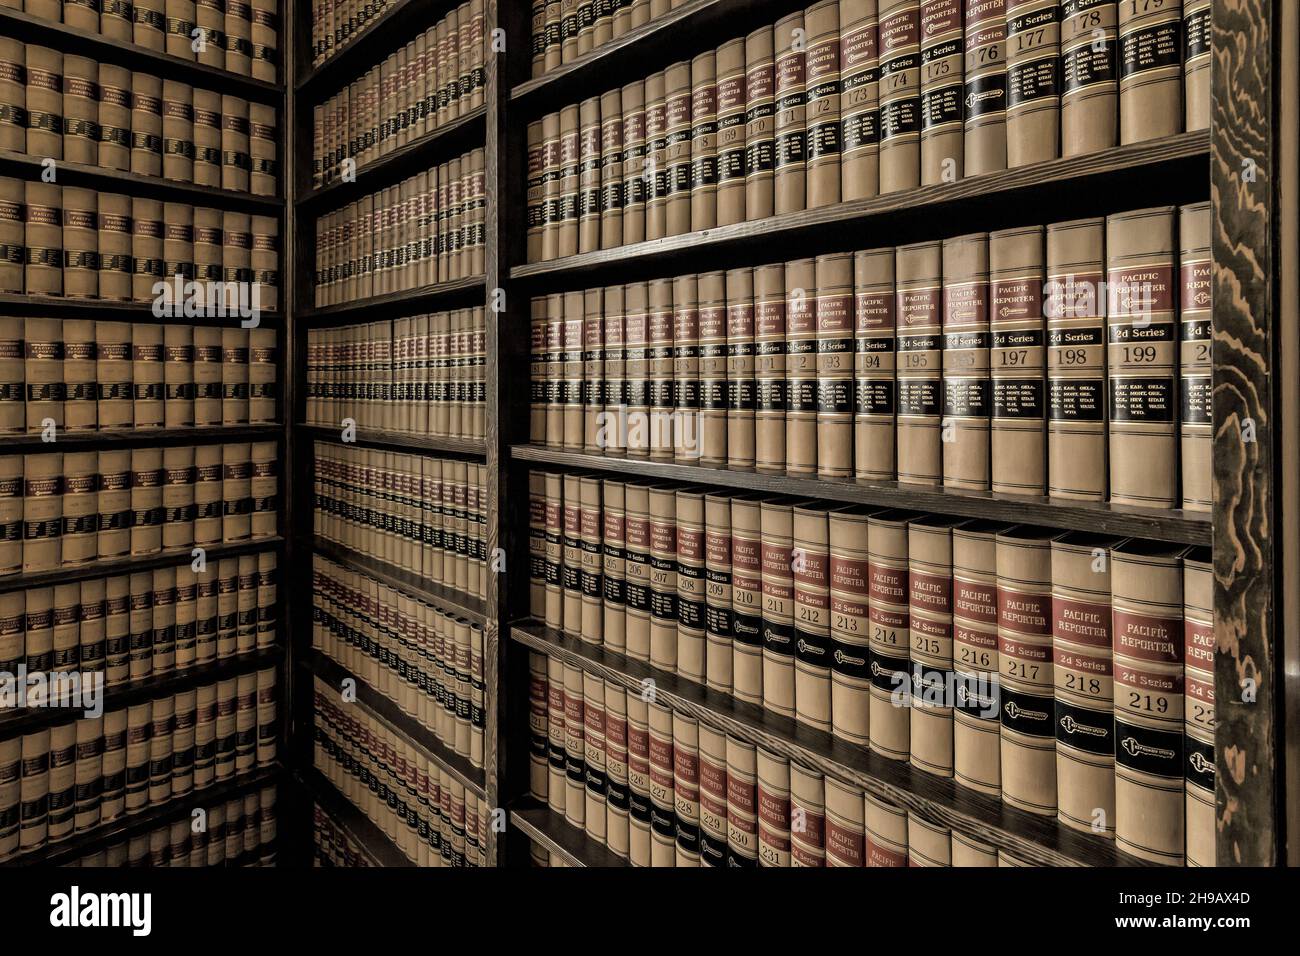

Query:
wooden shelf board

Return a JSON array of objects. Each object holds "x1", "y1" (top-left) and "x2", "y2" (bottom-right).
[
  {"x1": 509, "y1": 795, "x2": 630, "y2": 868},
  {"x1": 0, "y1": 293, "x2": 285, "y2": 325},
  {"x1": 298, "y1": 276, "x2": 485, "y2": 323},
  {"x1": 3, "y1": 424, "x2": 282, "y2": 455},
  {"x1": 510, "y1": 620, "x2": 1154, "y2": 868},
  {"x1": 298, "y1": 423, "x2": 485, "y2": 458}
]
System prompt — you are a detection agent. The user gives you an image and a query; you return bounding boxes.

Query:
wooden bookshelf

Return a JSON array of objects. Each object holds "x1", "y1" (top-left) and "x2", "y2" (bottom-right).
[
  {"x1": 509, "y1": 795, "x2": 630, "y2": 868},
  {"x1": 3, "y1": 424, "x2": 283, "y2": 454},
  {"x1": 0, "y1": 293, "x2": 286, "y2": 326},
  {"x1": 297, "y1": 277, "x2": 486, "y2": 324},
  {"x1": 298, "y1": 423, "x2": 485, "y2": 458},
  {"x1": 297, "y1": 769, "x2": 413, "y2": 867}
]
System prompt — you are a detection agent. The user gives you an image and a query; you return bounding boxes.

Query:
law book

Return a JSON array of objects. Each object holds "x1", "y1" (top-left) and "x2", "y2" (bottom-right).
[
  {"x1": 0, "y1": 42, "x2": 21, "y2": 160},
  {"x1": 947, "y1": 829, "x2": 997, "y2": 864},
  {"x1": 989, "y1": 224, "x2": 1047, "y2": 494},
  {"x1": 877, "y1": 0, "x2": 921, "y2": 192},
  {"x1": 604, "y1": 680, "x2": 630, "y2": 858},
  {"x1": 544, "y1": 653, "x2": 567, "y2": 816},
  {"x1": 754, "y1": 263, "x2": 787, "y2": 471},
  {"x1": 672, "y1": 274, "x2": 700, "y2": 462},
  {"x1": 22, "y1": 454, "x2": 62, "y2": 572},
  {"x1": 557, "y1": 104, "x2": 581, "y2": 257},
  {"x1": 1182, "y1": 547, "x2": 1213, "y2": 866},
  {"x1": 950, "y1": 520, "x2": 1005, "y2": 795},
  {"x1": 783, "y1": 259, "x2": 817, "y2": 473},
  {"x1": 1060, "y1": 0, "x2": 1118, "y2": 157},
  {"x1": 744, "y1": 26, "x2": 776, "y2": 221},
  {"x1": 128, "y1": 71, "x2": 162, "y2": 174},
  {"x1": 1118, "y1": 0, "x2": 1183, "y2": 143},
  {"x1": 578, "y1": 97, "x2": 602, "y2": 255},
  {"x1": 648, "y1": 485, "x2": 679, "y2": 673},
  {"x1": 839, "y1": 0, "x2": 881, "y2": 201},
  {"x1": 725, "y1": 267, "x2": 757, "y2": 468},
  {"x1": 942, "y1": 232, "x2": 992, "y2": 490},
  {"x1": 918, "y1": 0, "x2": 963, "y2": 185},
  {"x1": 848, "y1": 247, "x2": 895, "y2": 480},
  {"x1": 673, "y1": 489, "x2": 707, "y2": 683},
  {"x1": 1111, "y1": 540, "x2": 1187, "y2": 864},
  {"x1": 791, "y1": 504, "x2": 833, "y2": 731},
  {"x1": 583, "y1": 289, "x2": 605, "y2": 453},
  {"x1": 823, "y1": 505, "x2": 872, "y2": 746},
  {"x1": 773, "y1": 13, "x2": 808, "y2": 216},
  {"x1": 864, "y1": 791, "x2": 907, "y2": 865},
  {"x1": 620, "y1": 81, "x2": 647, "y2": 246},
  {"x1": 866, "y1": 510, "x2": 910, "y2": 760},
  {"x1": 0, "y1": 180, "x2": 22, "y2": 298},
  {"x1": 25, "y1": 181, "x2": 62, "y2": 297},
  {"x1": 540, "y1": 112, "x2": 562, "y2": 260},
  {"x1": 602, "y1": 479, "x2": 627, "y2": 652},
  {"x1": 1178, "y1": 201, "x2": 1211, "y2": 512},
  {"x1": 599, "y1": 89, "x2": 625, "y2": 250},
  {"x1": 895, "y1": 240, "x2": 943, "y2": 485},
  {"x1": 646, "y1": 700, "x2": 675, "y2": 866},
  {"x1": 751, "y1": 747, "x2": 789, "y2": 867},
  {"x1": 562, "y1": 291, "x2": 584, "y2": 450},
  {"x1": 715, "y1": 38, "x2": 748, "y2": 227},
  {"x1": 543, "y1": 295, "x2": 563, "y2": 447},
  {"x1": 730, "y1": 494, "x2": 765, "y2": 706},
  {"x1": 906, "y1": 515, "x2": 961, "y2": 777},
  {"x1": 688, "y1": 51, "x2": 719, "y2": 233},
  {"x1": 692, "y1": 271, "x2": 728, "y2": 465},
  {"x1": 648, "y1": 279, "x2": 675, "y2": 460},
  {"x1": 583, "y1": 671, "x2": 607, "y2": 844},
  {"x1": 1050, "y1": 531, "x2": 1121, "y2": 836},
  {"x1": 526, "y1": 120, "x2": 546, "y2": 262},
  {"x1": 561, "y1": 473, "x2": 583, "y2": 637},
  {"x1": 530, "y1": 299, "x2": 548, "y2": 442},
  {"x1": 194, "y1": 89, "x2": 222, "y2": 188},
  {"x1": 60, "y1": 451, "x2": 96, "y2": 565},
  {"x1": 1047, "y1": 216, "x2": 1108, "y2": 500},
  {"x1": 963, "y1": 0, "x2": 1008, "y2": 175},
  {"x1": 131, "y1": 197, "x2": 164, "y2": 303},
  {"x1": 757, "y1": 499, "x2": 797, "y2": 718},
  {"x1": 808, "y1": 254, "x2": 856, "y2": 478},
  {"x1": 563, "y1": 661, "x2": 586, "y2": 829},
  {"x1": 663, "y1": 61, "x2": 694, "y2": 237},
  {"x1": 1183, "y1": 0, "x2": 1209, "y2": 131},
  {"x1": 626, "y1": 692, "x2": 652, "y2": 865},
  {"x1": 1106, "y1": 205, "x2": 1178, "y2": 508},
  {"x1": 1005, "y1": 0, "x2": 1061, "y2": 167},
  {"x1": 667, "y1": 712, "x2": 700, "y2": 865},
  {"x1": 579, "y1": 476, "x2": 604, "y2": 644},
  {"x1": 542, "y1": 472, "x2": 563, "y2": 631},
  {"x1": 161, "y1": 446, "x2": 195, "y2": 550},
  {"x1": 623, "y1": 481, "x2": 652, "y2": 661},
  {"x1": 25, "y1": 46, "x2": 62, "y2": 164},
  {"x1": 645, "y1": 72, "x2": 671, "y2": 242}
]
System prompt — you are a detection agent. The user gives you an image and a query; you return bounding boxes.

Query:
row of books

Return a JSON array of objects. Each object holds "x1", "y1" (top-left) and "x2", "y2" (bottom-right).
[
  {"x1": 313, "y1": 679, "x2": 489, "y2": 866},
  {"x1": 0, "y1": 179, "x2": 282, "y2": 306},
  {"x1": 528, "y1": 649, "x2": 1044, "y2": 866},
  {"x1": 312, "y1": 148, "x2": 486, "y2": 307},
  {"x1": 304, "y1": 310, "x2": 487, "y2": 441},
  {"x1": 313, "y1": 803, "x2": 369, "y2": 866},
  {"x1": 0, "y1": 668, "x2": 279, "y2": 861},
  {"x1": 312, "y1": 553, "x2": 486, "y2": 770},
  {"x1": 313, "y1": 444, "x2": 488, "y2": 602},
  {"x1": 74, "y1": 786, "x2": 278, "y2": 867},
  {"x1": 1, "y1": 320, "x2": 277, "y2": 434},
  {"x1": 310, "y1": 0, "x2": 390, "y2": 68},
  {"x1": 527, "y1": 472, "x2": 1214, "y2": 865},
  {"x1": 0, "y1": 551, "x2": 277, "y2": 689},
  {"x1": 529, "y1": 202, "x2": 1211, "y2": 511},
  {"x1": 0, "y1": 43, "x2": 277, "y2": 195},
  {"x1": 525, "y1": 0, "x2": 1210, "y2": 262},
  {"x1": 18, "y1": 0, "x2": 279, "y2": 83},
  {"x1": 529, "y1": 0, "x2": 662, "y2": 76},
  {"x1": 2, "y1": 443, "x2": 278, "y2": 574},
  {"x1": 311, "y1": 1, "x2": 487, "y2": 187}
]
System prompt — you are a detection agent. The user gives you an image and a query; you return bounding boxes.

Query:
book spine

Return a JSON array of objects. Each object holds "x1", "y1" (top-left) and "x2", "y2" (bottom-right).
[
  {"x1": 1183, "y1": 0, "x2": 1209, "y2": 131},
  {"x1": 545, "y1": 654, "x2": 567, "y2": 815},
  {"x1": 672, "y1": 274, "x2": 700, "y2": 462},
  {"x1": 907, "y1": 814, "x2": 951, "y2": 865},
  {"x1": 774, "y1": 13, "x2": 808, "y2": 216},
  {"x1": 789, "y1": 763, "x2": 826, "y2": 866},
  {"x1": 602, "y1": 480, "x2": 627, "y2": 652},
  {"x1": 726, "y1": 267, "x2": 757, "y2": 468},
  {"x1": 1182, "y1": 548, "x2": 1213, "y2": 865},
  {"x1": 1046, "y1": 216, "x2": 1108, "y2": 500},
  {"x1": 527, "y1": 120, "x2": 546, "y2": 262},
  {"x1": 580, "y1": 476, "x2": 604, "y2": 645},
  {"x1": 1106, "y1": 206, "x2": 1178, "y2": 509},
  {"x1": 716, "y1": 38, "x2": 748, "y2": 226},
  {"x1": 1061, "y1": 0, "x2": 1118, "y2": 157},
  {"x1": 703, "y1": 493, "x2": 734, "y2": 694},
  {"x1": 620, "y1": 81, "x2": 647, "y2": 246},
  {"x1": 602, "y1": 284, "x2": 626, "y2": 455},
  {"x1": 1118, "y1": 0, "x2": 1183, "y2": 143},
  {"x1": 919, "y1": 0, "x2": 964, "y2": 185},
  {"x1": 1051, "y1": 532, "x2": 1121, "y2": 836},
  {"x1": 756, "y1": 747, "x2": 791, "y2": 866},
  {"x1": 786, "y1": 259, "x2": 818, "y2": 474},
  {"x1": 697, "y1": 724, "x2": 728, "y2": 866},
  {"x1": 1111, "y1": 542, "x2": 1186, "y2": 864},
  {"x1": 1005, "y1": 0, "x2": 1061, "y2": 168},
  {"x1": 812, "y1": 253, "x2": 855, "y2": 478},
  {"x1": 604, "y1": 681, "x2": 630, "y2": 858},
  {"x1": 690, "y1": 51, "x2": 719, "y2": 232},
  {"x1": 543, "y1": 472, "x2": 563, "y2": 631},
  {"x1": 793, "y1": 505, "x2": 833, "y2": 731},
  {"x1": 995, "y1": 527, "x2": 1056, "y2": 815},
  {"x1": 696, "y1": 271, "x2": 728, "y2": 466},
  {"x1": 989, "y1": 225, "x2": 1047, "y2": 494},
  {"x1": 643, "y1": 280, "x2": 670, "y2": 459},
  {"x1": 963, "y1": 0, "x2": 1008, "y2": 174},
  {"x1": 878, "y1": 0, "x2": 922, "y2": 193},
  {"x1": 840, "y1": 0, "x2": 882, "y2": 200},
  {"x1": 583, "y1": 671, "x2": 607, "y2": 844},
  {"x1": 760, "y1": 500, "x2": 796, "y2": 718},
  {"x1": 744, "y1": 27, "x2": 776, "y2": 221},
  {"x1": 867, "y1": 511, "x2": 910, "y2": 759},
  {"x1": 730, "y1": 496, "x2": 765, "y2": 705},
  {"x1": 852, "y1": 248, "x2": 897, "y2": 479},
  {"x1": 648, "y1": 486, "x2": 679, "y2": 672},
  {"x1": 579, "y1": 97, "x2": 603, "y2": 255},
  {"x1": 952, "y1": 522, "x2": 1003, "y2": 794},
  {"x1": 625, "y1": 694, "x2": 652, "y2": 865},
  {"x1": 557, "y1": 104, "x2": 580, "y2": 257},
  {"x1": 827, "y1": 507, "x2": 872, "y2": 745},
  {"x1": 725, "y1": 736, "x2": 759, "y2": 866},
  {"x1": 600, "y1": 89, "x2": 625, "y2": 250},
  {"x1": 1178, "y1": 201, "x2": 1211, "y2": 511},
  {"x1": 754, "y1": 264, "x2": 788, "y2": 471},
  {"x1": 941, "y1": 232, "x2": 992, "y2": 490},
  {"x1": 895, "y1": 241, "x2": 943, "y2": 485},
  {"x1": 623, "y1": 483, "x2": 652, "y2": 660},
  {"x1": 865, "y1": 792, "x2": 909, "y2": 864},
  {"x1": 663, "y1": 62, "x2": 693, "y2": 237},
  {"x1": 562, "y1": 291, "x2": 585, "y2": 450},
  {"x1": 675, "y1": 490, "x2": 707, "y2": 683},
  {"x1": 824, "y1": 777, "x2": 865, "y2": 865},
  {"x1": 541, "y1": 112, "x2": 562, "y2": 261},
  {"x1": 531, "y1": 298, "x2": 548, "y2": 442},
  {"x1": 584, "y1": 289, "x2": 605, "y2": 453},
  {"x1": 804, "y1": 0, "x2": 844, "y2": 209},
  {"x1": 563, "y1": 661, "x2": 586, "y2": 829},
  {"x1": 671, "y1": 713, "x2": 700, "y2": 865},
  {"x1": 908, "y1": 518, "x2": 958, "y2": 777},
  {"x1": 647, "y1": 700, "x2": 676, "y2": 865},
  {"x1": 562, "y1": 473, "x2": 583, "y2": 637}
]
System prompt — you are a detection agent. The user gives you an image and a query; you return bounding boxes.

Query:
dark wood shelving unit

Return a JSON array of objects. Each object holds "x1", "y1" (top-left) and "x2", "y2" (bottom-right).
[
  {"x1": 511, "y1": 445, "x2": 1211, "y2": 545},
  {"x1": 508, "y1": 795, "x2": 630, "y2": 868},
  {"x1": 304, "y1": 651, "x2": 485, "y2": 796},
  {"x1": 3, "y1": 424, "x2": 282, "y2": 454},
  {"x1": 298, "y1": 276, "x2": 486, "y2": 324},
  {"x1": 294, "y1": 0, "x2": 450, "y2": 97},
  {"x1": 295, "y1": 769, "x2": 412, "y2": 867},
  {"x1": 298, "y1": 423, "x2": 485, "y2": 458},
  {"x1": 0, "y1": 8, "x2": 284, "y2": 105},
  {"x1": 2, "y1": 765, "x2": 281, "y2": 868},
  {"x1": 510, "y1": 621, "x2": 1141, "y2": 868}
]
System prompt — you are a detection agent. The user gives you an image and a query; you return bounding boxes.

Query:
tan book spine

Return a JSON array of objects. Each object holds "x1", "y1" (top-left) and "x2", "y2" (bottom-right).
[
  {"x1": 193, "y1": 443, "x2": 222, "y2": 544},
  {"x1": 919, "y1": 0, "x2": 963, "y2": 184},
  {"x1": 1118, "y1": 0, "x2": 1183, "y2": 143},
  {"x1": 1005, "y1": 0, "x2": 1061, "y2": 168},
  {"x1": 805, "y1": 1, "x2": 844, "y2": 207},
  {"x1": 250, "y1": 0, "x2": 278, "y2": 83},
  {"x1": 703, "y1": 492, "x2": 734, "y2": 693},
  {"x1": 97, "y1": 451, "x2": 132, "y2": 560},
  {"x1": 562, "y1": 290, "x2": 584, "y2": 450},
  {"x1": 544, "y1": 653, "x2": 566, "y2": 814},
  {"x1": 625, "y1": 692, "x2": 651, "y2": 865},
  {"x1": 647, "y1": 485, "x2": 679, "y2": 672},
  {"x1": 579, "y1": 475, "x2": 604, "y2": 644},
  {"x1": 23, "y1": 453, "x2": 62, "y2": 572},
  {"x1": 62, "y1": 55, "x2": 98, "y2": 168},
  {"x1": 561, "y1": 473, "x2": 582, "y2": 637},
  {"x1": 865, "y1": 790, "x2": 909, "y2": 866},
  {"x1": 248, "y1": 326, "x2": 275, "y2": 424},
  {"x1": 852, "y1": 247, "x2": 896, "y2": 479},
  {"x1": 895, "y1": 240, "x2": 943, "y2": 485},
  {"x1": 527, "y1": 119, "x2": 545, "y2": 262},
  {"x1": 647, "y1": 278, "x2": 675, "y2": 460},
  {"x1": 577, "y1": 0, "x2": 596, "y2": 55},
  {"x1": 754, "y1": 263, "x2": 787, "y2": 471},
  {"x1": 942, "y1": 232, "x2": 992, "y2": 490},
  {"x1": 60, "y1": 451, "x2": 97, "y2": 565},
  {"x1": 25, "y1": 181, "x2": 62, "y2": 297},
  {"x1": 756, "y1": 747, "x2": 791, "y2": 866},
  {"x1": 865, "y1": 510, "x2": 910, "y2": 760},
  {"x1": 583, "y1": 288, "x2": 605, "y2": 452},
  {"x1": 878, "y1": 0, "x2": 921, "y2": 192},
  {"x1": 531, "y1": 298, "x2": 547, "y2": 442},
  {"x1": 826, "y1": 506, "x2": 872, "y2": 746},
  {"x1": 989, "y1": 225, "x2": 1047, "y2": 494},
  {"x1": 221, "y1": 442, "x2": 251, "y2": 542},
  {"x1": 644, "y1": 71, "x2": 668, "y2": 241},
  {"x1": 95, "y1": 66, "x2": 131, "y2": 173},
  {"x1": 963, "y1": 0, "x2": 1007, "y2": 174},
  {"x1": 726, "y1": 267, "x2": 756, "y2": 468},
  {"x1": 161, "y1": 79, "x2": 195, "y2": 185},
  {"x1": 0, "y1": 40, "x2": 21, "y2": 156},
  {"x1": 724, "y1": 735, "x2": 758, "y2": 866},
  {"x1": 697, "y1": 271, "x2": 728, "y2": 466},
  {"x1": 193, "y1": 326, "x2": 222, "y2": 426},
  {"x1": 604, "y1": 680, "x2": 630, "y2": 857},
  {"x1": 729, "y1": 495, "x2": 764, "y2": 705},
  {"x1": 162, "y1": 444, "x2": 195, "y2": 551},
  {"x1": 690, "y1": 51, "x2": 718, "y2": 232},
  {"x1": 579, "y1": 97, "x2": 603, "y2": 254},
  {"x1": 24, "y1": 317, "x2": 64, "y2": 434},
  {"x1": 840, "y1": 0, "x2": 881, "y2": 200},
  {"x1": 760, "y1": 499, "x2": 796, "y2": 718},
  {"x1": 1182, "y1": 0, "x2": 1209, "y2": 131},
  {"x1": 221, "y1": 325, "x2": 249, "y2": 426},
  {"x1": 1051, "y1": 531, "x2": 1122, "y2": 836},
  {"x1": 624, "y1": 282, "x2": 649, "y2": 456},
  {"x1": 672, "y1": 274, "x2": 699, "y2": 461},
  {"x1": 249, "y1": 102, "x2": 277, "y2": 198},
  {"x1": 675, "y1": 489, "x2": 706, "y2": 683},
  {"x1": 557, "y1": 104, "x2": 580, "y2": 257},
  {"x1": 788, "y1": 763, "x2": 825, "y2": 866},
  {"x1": 0, "y1": 458, "x2": 19, "y2": 573},
  {"x1": 623, "y1": 482, "x2": 651, "y2": 660},
  {"x1": 952, "y1": 520, "x2": 1004, "y2": 795},
  {"x1": 583, "y1": 671, "x2": 607, "y2": 843},
  {"x1": 1178, "y1": 201, "x2": 1211, "y2": 511},
  {"x1": 193, "y1": 88, "x2": 222, "y2": 187},
  {"x1": 224, "y1": 0, "x2": 253, "y2": 77},
  {"x1": 813, "y1": 254, "x2": 854, "y2": 477},
  {"x1": 221, "y1": 95, "x2": 251, "y2": 193},
  {"x1": 104, "y1": 575, "x2": 131, "y2": 684},
  {"x1": 131, "y1": 197, "x2": 163, "y2": 302},
  {"x1": 601, "y1": 479, "x2": 627, "y2": 651},
  {"x1": 529, "y1": 473, "x2": 547, "y2": 618},
  {"x1": 1106, "y1": 205, "x2": 1177, "y2": 508},
  {"x1": 823, "y1": 777, "x2": 865, "y2": 865},
  {"x1": 541, "y1": 111, "x2": 561, "y2": 260},
  {"x1": 773, "y1": 13, "x2": 808, "y2": 216},
  {"x1": 744, "y1": 27, "x2": 776, "y2": 220},
  {"x1": 543, "y1": 296, "x2": 562, "y2": 445},
  {"x1": 1111, "y1": 540, "x2": 1187, "y2": 864},
  {"x1": 646, "y1": 700, "x2": 675, "y2": 865},
  {"x1": 26, "y1": 46, "x2": 63, "y2": 163},
  {"x1": 1061, "y1": 0, "x2": 1118, "y2": 157},
  {"x1": 715, "y1": 39, "x2": 748, "y2": 226},
  {"x1": 950, "y1": 829, "x2": 998, "y2": 864},
  {"x1": 671, "y1": 712, "x2": 700, "y2": 865},
  {"x1": 792, "y1": 504, "x2": 832, "y2": 731},
  {"x1": 531, "y1": 0, "x2": 548, "y2": 76},
  {"x1": 600, "y1": 88, "x2": 624, "y2": 249},
  {"x1": 1182, "y1": 547, "x2": 1213, "y2": 865},
  {"x1": 664, "y1": 61, "x2": 693, "y2": 236},
  {"x1": 907, "y1": 814, "x2": 951, "y2": 865},
  {"x1": 0, "y1": 179, "x2": 23, "y2": 296},
  {"x1": 60, "y1": 187, "x2": 96, "y2": 300},
  {"x1": 131, "y1": 322, "x2": 164, "y2": 429},
  {"x1": 620, "y1": 81, "x2": 647, "y2": 245},
  {"x1": 697, "y1": 723, "x2": 727, "y2": 866},
  {"x1": 908, "y1": 516, "x2": 961, "y2": 777},
  {"x1": 601, "y1": 283, "x2": 626, "y2": 453}
]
